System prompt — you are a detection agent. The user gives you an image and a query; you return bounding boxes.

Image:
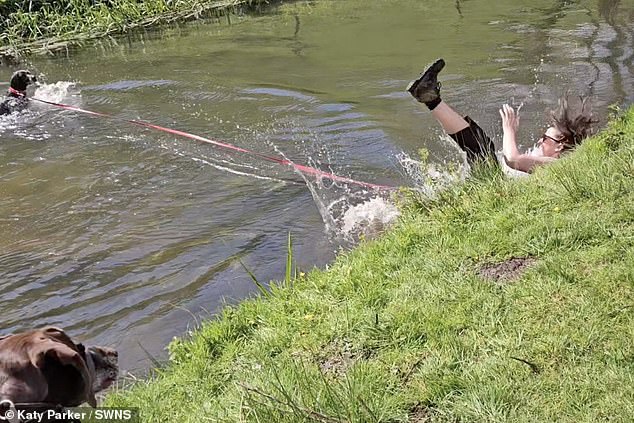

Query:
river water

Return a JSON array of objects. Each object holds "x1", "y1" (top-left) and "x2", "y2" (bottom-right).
[{"x1": 1, "y1": 0, "x2": 632, "y2": 373}]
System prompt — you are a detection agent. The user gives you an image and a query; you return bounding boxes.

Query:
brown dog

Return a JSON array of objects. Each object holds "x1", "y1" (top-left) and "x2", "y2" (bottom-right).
[{"x1": 0, "y1": 327, "x2": 118, "y2": 407}]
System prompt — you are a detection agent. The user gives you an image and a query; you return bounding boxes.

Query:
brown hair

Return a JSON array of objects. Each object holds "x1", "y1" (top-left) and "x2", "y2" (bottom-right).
[{"x1": 550, "y1": 95, "x2": 598, "y2": 150}]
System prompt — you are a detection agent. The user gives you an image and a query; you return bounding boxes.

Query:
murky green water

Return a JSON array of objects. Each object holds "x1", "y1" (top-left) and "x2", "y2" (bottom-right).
[{"x1": 1, "y1": 0, "x2": 632, "y2": 373}]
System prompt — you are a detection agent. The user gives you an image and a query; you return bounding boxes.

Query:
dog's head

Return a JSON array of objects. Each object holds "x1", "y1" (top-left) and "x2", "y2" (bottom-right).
[
  {"x1": 0, "y1": 327, "x2": 118, "y2": 408},
  {"x1": 9, "y1": 70, "x2": 37, "y2": 93}
]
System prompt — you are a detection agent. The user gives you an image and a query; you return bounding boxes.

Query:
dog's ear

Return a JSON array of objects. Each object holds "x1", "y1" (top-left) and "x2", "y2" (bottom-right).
[
  {"x1": 28, "y1": 330, "x2": 96, "y2": 406},
  {"x1": 28, "y1": 338, "x2": 86, "y2": 372}
]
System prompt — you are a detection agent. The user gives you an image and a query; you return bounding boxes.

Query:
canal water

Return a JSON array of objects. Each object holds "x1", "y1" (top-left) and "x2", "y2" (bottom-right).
[{"x1": 1, "y1": 0, "x2": 632, "y2": 373}]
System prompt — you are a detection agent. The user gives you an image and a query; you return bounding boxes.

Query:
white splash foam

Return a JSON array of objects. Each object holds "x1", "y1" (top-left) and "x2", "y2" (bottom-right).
[
  {"x1": 341, "y1": 197, "x2": 400, "y2": 236},
  {"x1": 397, "y1": 150, "x2": 466, "y2": 197},
  {"x1": 34, "y1": 81, "x2": 77, "y2": 104},
  {"x1": 0, "y1": 81, "x2": 78, "y2": 139}
]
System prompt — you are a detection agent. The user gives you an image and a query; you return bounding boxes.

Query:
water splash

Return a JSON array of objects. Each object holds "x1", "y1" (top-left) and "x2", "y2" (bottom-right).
[
  {"x1": 397, "y1": 149, "x2": 466, "y2": 197},
  {"x1": 340, "y1": 197, "x2": 400, "y2": 239},
  {"x1": 34, "y1": 81, "x2": 77, "y2": 104},
  {"x1": 0, "y1": 81, "x2": 78, "y2": 138},
  {"x1": 276, "y1": 147, "x2": 399, "y2": 243},
  {"x1": 0, "y1": 81, "x2": 76, "y2": 140},
  {"x1": 304, "y1": 177, "x2": 400, "y2": 244},
  {"x1": 240, "y1": 117, "x2": 400, "y2": 244}
]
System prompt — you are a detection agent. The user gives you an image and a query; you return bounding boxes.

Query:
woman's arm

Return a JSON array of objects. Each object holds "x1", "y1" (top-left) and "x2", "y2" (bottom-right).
[{"x1": 499, "y1": 104, "x2": 556, "y2": 173}]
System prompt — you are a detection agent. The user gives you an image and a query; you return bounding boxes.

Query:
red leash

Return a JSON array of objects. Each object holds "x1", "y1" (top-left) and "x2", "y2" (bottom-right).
[
  {"x1": 28, "y1": 95, "x2": 396, "y2": 191},
  {"x1": 8, "y1": 87, "x2": 26, "y2": 97}
]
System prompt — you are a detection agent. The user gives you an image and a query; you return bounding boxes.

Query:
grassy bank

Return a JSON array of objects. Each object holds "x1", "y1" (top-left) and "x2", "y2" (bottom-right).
[
  {"x1": 0, "y1": 0, "x2": 273, "y2": 60},
  {"x1": 108, "y1": 107, "x2": 634, "y2": 422}
]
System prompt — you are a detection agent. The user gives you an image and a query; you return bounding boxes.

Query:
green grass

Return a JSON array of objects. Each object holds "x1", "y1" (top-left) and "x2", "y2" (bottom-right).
[
  {"x1": 0, "y1": 0, "x2": 273, "y2": 59},
  {"x1": 107, "y1": 106, "x2": 634, "y2": 422}
]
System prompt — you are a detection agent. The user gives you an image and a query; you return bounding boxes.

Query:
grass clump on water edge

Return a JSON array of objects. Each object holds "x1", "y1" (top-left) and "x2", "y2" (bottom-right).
[
  {"x1": 107, "y1": 107, "x2": 634, "y2": 422},
  {"x1": 0, "y1": 0, "x2": 272, "y2": 59}
]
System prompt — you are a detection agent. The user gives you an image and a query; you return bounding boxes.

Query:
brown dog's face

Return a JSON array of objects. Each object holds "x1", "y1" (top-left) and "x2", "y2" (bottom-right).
[
  {"x1": 87, "y1": 346, "x2": 119, "y2": 393},
  {"x1": 10, "y1": 70, "x2": 37, "y2": 92}
]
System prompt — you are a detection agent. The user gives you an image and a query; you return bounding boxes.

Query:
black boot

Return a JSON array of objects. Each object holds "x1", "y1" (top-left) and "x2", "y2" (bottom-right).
[{"x1": 407, "y1": 59, "x2": 445, "y2": 108}]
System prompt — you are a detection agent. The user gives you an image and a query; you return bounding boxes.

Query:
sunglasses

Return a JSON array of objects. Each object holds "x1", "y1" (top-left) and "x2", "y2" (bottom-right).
[{"x1": 540, "y1": 133, "x2": 568, "y2": 144}]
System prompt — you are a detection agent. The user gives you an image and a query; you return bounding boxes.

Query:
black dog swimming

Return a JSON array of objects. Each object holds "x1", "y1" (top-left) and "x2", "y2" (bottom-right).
[{"x1": 0, "y1": 70, "x2": 37, "y2": 116}]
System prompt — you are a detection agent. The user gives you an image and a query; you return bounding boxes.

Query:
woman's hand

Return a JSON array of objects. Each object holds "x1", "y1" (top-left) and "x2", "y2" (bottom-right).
[
  {"x1": 499, "y1": 103, "x2": 554, "y2": 173},
  {"x1": 499, "y1": 104, "x2": 520, "y2": 134}
]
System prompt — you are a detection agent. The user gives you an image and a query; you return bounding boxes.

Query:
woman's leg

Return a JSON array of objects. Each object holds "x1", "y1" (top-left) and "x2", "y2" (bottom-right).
[
  {"x1": 430, "y1": 101, "x2": 469, "y2": 134},
  {"x1": 407, "y1": 59, "x2": 469, "y2": 134},
  {"x1": 423, "y1": 98, "x2": 497, "y2": 165},
  {"x1": 408, "y1": 59, "x2": 497, "y2": 165}
]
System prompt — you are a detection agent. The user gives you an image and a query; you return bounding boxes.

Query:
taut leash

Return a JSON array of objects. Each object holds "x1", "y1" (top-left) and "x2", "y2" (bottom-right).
[{"x1": 30, "y1": 96, "x2": 397, "y2": 191}]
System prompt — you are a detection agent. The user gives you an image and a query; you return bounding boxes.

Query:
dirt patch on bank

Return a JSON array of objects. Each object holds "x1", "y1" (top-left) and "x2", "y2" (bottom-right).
[
  {"x1": 318, "y1": 340, "x2": 359, "y2": 377},
  {"x1": 408, "y1": 404, "x2": 433, "y2": 422},
  {"x1": 319, "y1": 350, "x2": 356, "y2": 377},
  {"x1": 477, "y1": 257, "x2": 536, "y2": 284}
]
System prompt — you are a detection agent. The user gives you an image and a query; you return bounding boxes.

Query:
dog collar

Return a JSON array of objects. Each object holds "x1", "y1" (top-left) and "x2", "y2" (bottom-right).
[{"x1": 8, "y1": 87, "x2": 26, "y2": 97}]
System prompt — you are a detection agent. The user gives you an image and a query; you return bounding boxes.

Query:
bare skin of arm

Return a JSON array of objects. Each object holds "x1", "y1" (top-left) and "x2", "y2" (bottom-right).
[{"x1": 499, "y1": 104, "x2": 556, "y2": 173}]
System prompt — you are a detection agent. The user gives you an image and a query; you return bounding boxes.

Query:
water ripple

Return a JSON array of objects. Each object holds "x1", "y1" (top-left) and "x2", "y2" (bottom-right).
[{"x1": 83, "y1": 80, "x2": 176, "y2": 91}]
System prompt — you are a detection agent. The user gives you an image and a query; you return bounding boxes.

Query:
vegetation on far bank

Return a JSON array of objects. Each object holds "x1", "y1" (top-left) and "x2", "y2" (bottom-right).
[
  {"x1": 0, "y1": 0, "x2": 273, "y2": 60},
  {"x1": 106, "y1": 106, "x2": 634, "y2": 422}
]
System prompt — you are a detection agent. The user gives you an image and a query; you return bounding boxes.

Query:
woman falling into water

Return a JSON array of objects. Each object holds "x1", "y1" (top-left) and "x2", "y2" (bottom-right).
[{"x1": 406, "y1": 59, "x2": 596, "y2": 173}]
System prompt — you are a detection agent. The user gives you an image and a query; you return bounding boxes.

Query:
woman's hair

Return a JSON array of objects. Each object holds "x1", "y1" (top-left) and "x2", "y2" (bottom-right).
[{"x1": 550, "y1": 95, "x2": 598, "y2": 150}]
